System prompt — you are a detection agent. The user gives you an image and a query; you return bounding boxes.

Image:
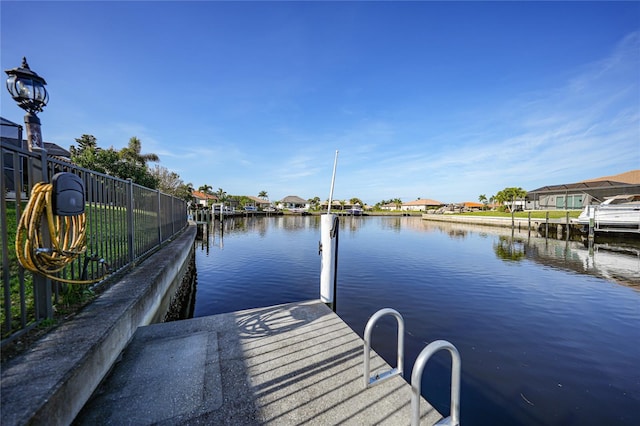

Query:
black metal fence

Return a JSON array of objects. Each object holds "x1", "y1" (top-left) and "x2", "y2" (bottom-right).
[{"x1": 1, "y1": 141, "x2": 187, "y2": 345}]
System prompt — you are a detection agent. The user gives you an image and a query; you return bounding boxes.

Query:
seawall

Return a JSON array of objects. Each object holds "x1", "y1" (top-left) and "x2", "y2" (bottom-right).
[
  {"x1": 1, "y1": 224, "x2": 197, "y2": 426},
  {"x1": 421, "y1": 213, "x2": 572, "y2": 231}
]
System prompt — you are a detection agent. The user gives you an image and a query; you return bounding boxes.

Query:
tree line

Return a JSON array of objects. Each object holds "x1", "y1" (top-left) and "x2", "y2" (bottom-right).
[
  {"x1": 71, "y1": 135, "x2": 288, "y2": 206},
  {"x1": 70, "y1": 134, "x2": 194, "y2": 201},
  {"x1": 478, "y1": 187, "x2": 527, "y2": 212},
  {"x1": 70, "y1": 134, "x2": 528, "y2": 211}
]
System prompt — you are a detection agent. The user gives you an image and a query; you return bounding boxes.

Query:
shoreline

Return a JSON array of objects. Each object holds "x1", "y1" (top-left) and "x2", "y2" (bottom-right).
[{"x1": 420, "y1": 213, "x2": 544, "y2": 230}]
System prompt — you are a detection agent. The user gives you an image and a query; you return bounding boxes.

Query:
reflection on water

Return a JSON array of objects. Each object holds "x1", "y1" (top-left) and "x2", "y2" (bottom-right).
[
  {"x1": 493, "y1": 236, "x2": 527, "y2": 261},
  {"x1": 193, "y1": 216, "x2": 640, "y2": 425},
  {"x1": 420, "y1": 220, "x2": 640, "y2": 287}
]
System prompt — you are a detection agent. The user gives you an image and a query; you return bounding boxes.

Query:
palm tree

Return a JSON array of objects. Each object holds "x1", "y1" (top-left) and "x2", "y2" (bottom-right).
[
  {"x1": 216, "y1": 188, "x2": 227, "y2": 202},
  {"x1": 199, "y1": 184, "x2": 213, "y2": 194},
  {"x1": 392, "y1": 198, "x2": 402, "y2": 210},
  {"x1": 182, "y1": 183, "x2": 195, "y2": 202},
  {"x1": 494, "y1": 187, "x2": 527, "y2": 212},
  {"x1": 120, "y1": 136, "x2": 159, "y2": 166},
  {"x1": 308, "y1": 197, "x2": 321, "y2": 211},
  {"x1": 258, "y1": 190, "x2": 268, "y2": 200},
  {"x1": 478, "y1": 194, "x2": 488, "y2": 211}
]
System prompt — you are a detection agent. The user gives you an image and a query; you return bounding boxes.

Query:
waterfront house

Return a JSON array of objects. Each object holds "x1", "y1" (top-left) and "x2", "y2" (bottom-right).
[
  {"x1": 380, "y1": 202, "x2": 400, "y2": 211},
  {"x1": 319, "y1": 200, "x2": 362, "y2": 212},
  {"x1": 192, "y1": 190, "x2": 218, "y2": 208},
  {"x1": 244, "y1": 195, "x2": 272, "y2": 210},
  {"x1": 401, "y1": 199, "x2": 445, "y2": 212},
  {"x1": 318, "y1": 200, "x2": 341, "y2": 211},
  {"x1": 461, "y1": 201, "x2": 485, "y2": 211},
  {"x1": 525, "y1": 170, "x2": 640, "y2": 210},
  {"x1": 278, "y1": 195, "x2": 309, "y2": 211}
]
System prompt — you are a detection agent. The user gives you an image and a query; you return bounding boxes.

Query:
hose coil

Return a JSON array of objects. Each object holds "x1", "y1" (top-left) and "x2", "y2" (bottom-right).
[{"x1": 15, "y1": 181, "x2": 106, "y2": 284}]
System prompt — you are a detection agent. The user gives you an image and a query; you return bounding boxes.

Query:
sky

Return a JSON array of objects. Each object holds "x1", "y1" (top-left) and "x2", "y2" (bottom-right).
[{"x1": 1, "y1": 1, "x2": 638, "y2": 205}]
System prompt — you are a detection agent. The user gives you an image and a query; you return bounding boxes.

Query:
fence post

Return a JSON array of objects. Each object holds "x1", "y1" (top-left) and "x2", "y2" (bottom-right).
[
  {"x1": 1, "y1": 145, "x2": 11, "y2": 331},
  {"x1": 171, "y1": 196, "x2": 175, "y2": 236},
  {"x1": 157, "y1": 190, "x2": 162, "y2": 246},
  {"x1": 126, "y1": 178, "x2": 135, "y2": 263},
  {"x1": 33, "y1": 149, "x2": 53, "y2": 320}
]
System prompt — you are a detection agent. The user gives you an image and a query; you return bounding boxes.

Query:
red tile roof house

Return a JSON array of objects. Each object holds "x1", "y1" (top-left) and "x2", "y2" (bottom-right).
[
  {"x1": 461, "y1": 201, "x2": 485, "y2": 210},
  {"x1": 192, "y1": 190, "x2": 218, "y2": 208},
  {"x1": 401, "y1": 199, "x2": 445, "y2": 211}
]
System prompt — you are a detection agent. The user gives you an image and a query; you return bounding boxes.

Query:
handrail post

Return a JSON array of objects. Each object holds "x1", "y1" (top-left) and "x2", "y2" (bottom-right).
[
  {"x1": 363, "y1": 308, "x2": 404, "y2": 387},
  {"x1": 411, "y1": 340, "x2": 461, "y2": 426}
]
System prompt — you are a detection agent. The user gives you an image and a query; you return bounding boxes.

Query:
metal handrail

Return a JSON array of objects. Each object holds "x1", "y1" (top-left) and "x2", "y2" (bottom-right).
[
  {"x1": 411, "y1": 340, "x2": 461, "y2": 426},
  {"x1": 363, "y1": 308, "x2": 404, "y2": 387}
]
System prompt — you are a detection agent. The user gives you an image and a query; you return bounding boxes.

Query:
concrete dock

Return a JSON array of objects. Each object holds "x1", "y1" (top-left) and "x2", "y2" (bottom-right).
[{"x1": 76, "y1": 300, "x2": 445, "y2": 425}]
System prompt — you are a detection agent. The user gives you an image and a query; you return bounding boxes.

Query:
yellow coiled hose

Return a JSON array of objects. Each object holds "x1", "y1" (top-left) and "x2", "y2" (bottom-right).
[{"x1": 15, "y1": 182, "x2": 106, "y2": 284}]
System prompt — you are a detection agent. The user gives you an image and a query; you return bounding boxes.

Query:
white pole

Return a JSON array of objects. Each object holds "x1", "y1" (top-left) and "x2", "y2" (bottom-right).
[
  {"x1": 327, "y1": 150, "x2": 339, "y2": 214},
  {"x1": 321, "y1": 150, "x2": 339, "y2": 306},
  {"x1": 320, "y1": 214, "x2": 336, "y2": 304}
]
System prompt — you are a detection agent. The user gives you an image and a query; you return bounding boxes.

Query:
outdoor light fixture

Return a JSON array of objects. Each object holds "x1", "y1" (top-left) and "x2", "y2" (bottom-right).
[{"x1": 5, "y1": 57, "x2": 49, "y2": 150}]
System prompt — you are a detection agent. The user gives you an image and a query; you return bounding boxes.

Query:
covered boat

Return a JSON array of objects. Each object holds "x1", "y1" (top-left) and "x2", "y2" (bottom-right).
[{"x1": 573, "y1": 194, "x2": 640, "y2": 233}]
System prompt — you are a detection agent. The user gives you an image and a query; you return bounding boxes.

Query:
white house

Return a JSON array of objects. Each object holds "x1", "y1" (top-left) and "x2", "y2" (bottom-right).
[
  {"x1": 191, "y1": 190, "x2": 218, "y2": 208},
  {"x1": 401, "y1": 199, "x2": 445, "y2": 212},
  {"x1": 278, "y1": 195, "x2": 309, "y2": 211}
]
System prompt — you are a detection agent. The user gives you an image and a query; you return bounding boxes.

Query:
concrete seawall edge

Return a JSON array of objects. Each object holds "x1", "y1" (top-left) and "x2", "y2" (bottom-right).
[{"x1": 0, "y1": 224, "x2": 197, "y2": 426}]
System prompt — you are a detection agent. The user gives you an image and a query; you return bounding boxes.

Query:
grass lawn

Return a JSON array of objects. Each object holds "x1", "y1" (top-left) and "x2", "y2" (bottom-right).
[{"x1": 2, "y1": 202, "x2": 129, "y2": 339}]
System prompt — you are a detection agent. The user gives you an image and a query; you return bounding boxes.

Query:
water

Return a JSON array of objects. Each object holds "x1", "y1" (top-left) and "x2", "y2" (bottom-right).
[{"x1": 193, "y1": 215, "x2": 640, "y2": 425}]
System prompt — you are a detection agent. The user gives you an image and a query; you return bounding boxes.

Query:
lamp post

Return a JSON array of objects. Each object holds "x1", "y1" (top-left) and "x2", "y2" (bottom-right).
[
  {"x1": 5, "y1": 57, "x2": 53, "y2": 319},
  {"x1": 5, "y1": 57, "x2": 49, "y2": 151}
]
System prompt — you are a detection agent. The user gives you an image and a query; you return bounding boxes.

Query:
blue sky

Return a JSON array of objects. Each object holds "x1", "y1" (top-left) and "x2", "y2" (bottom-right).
[{"x1": 1, "y1": 1, "x2": 638, "y2": 205}]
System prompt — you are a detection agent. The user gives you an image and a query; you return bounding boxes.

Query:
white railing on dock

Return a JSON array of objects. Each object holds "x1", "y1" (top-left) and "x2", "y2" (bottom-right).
[
  {"x1": 411, "y1": 340, "x2": 461, "y2": 426},
  {"x1": 363, "y1": 308, "x2": 462, "y2": 426},
  {"x1": 363, "y1": 308, "x2": 404, "y2": 387}
]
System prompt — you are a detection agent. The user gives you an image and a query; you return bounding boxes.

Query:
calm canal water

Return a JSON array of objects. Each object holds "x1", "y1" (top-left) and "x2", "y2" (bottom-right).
[{"x1": 193, "y1": 215, "x2": 640, "y2": 425}]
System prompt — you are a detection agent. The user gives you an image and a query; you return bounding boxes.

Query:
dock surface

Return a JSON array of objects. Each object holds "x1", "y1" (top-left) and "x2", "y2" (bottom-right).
[{"x1": 77, "y1": 300, "x2": 444, "y2": 425}]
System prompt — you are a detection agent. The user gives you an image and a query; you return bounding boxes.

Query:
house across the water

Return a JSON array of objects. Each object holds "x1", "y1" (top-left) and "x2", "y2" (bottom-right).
[
  {"x1": 278, "y1": 195, "x2": 309, "y2": 212},
  {"x1": 526, "y1": 170, "x2": 640, "y2": 210},
  {"x1": 400, "y1": 199, "x2": 445, "y2": 212}
]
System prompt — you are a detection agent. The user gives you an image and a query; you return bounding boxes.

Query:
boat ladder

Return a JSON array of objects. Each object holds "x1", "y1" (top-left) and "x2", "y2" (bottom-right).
[{"x1": 363, "y1": 308, "x2": 461, "y2": 426}]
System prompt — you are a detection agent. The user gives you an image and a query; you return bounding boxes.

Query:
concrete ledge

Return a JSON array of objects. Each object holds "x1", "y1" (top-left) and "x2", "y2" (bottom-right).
[
  {"x1": 422, "y1": 213, "x2": 543, "y2": 230},
  {"x1": 0, "y1": 224, "x2": 197, "y2": 426}
]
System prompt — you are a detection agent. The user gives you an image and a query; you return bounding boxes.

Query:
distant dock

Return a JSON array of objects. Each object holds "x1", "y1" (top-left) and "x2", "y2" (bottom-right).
[{"x1": 189, "y1": 208, "x2": 281, "y2": 223}]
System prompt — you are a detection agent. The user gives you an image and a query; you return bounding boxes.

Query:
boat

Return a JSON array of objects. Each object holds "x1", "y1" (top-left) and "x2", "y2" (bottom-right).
[
  {"x1": 346, "y1": 207, "x2": 363, "y2": 216},
  {"x1": 573, "y1": 194, "x2": 640, "y2": 233}
]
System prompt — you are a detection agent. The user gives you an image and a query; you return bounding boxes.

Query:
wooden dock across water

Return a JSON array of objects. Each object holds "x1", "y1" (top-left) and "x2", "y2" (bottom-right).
[{"x1": 77, "y1": 300, "x2": 446, "y2": 425}]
